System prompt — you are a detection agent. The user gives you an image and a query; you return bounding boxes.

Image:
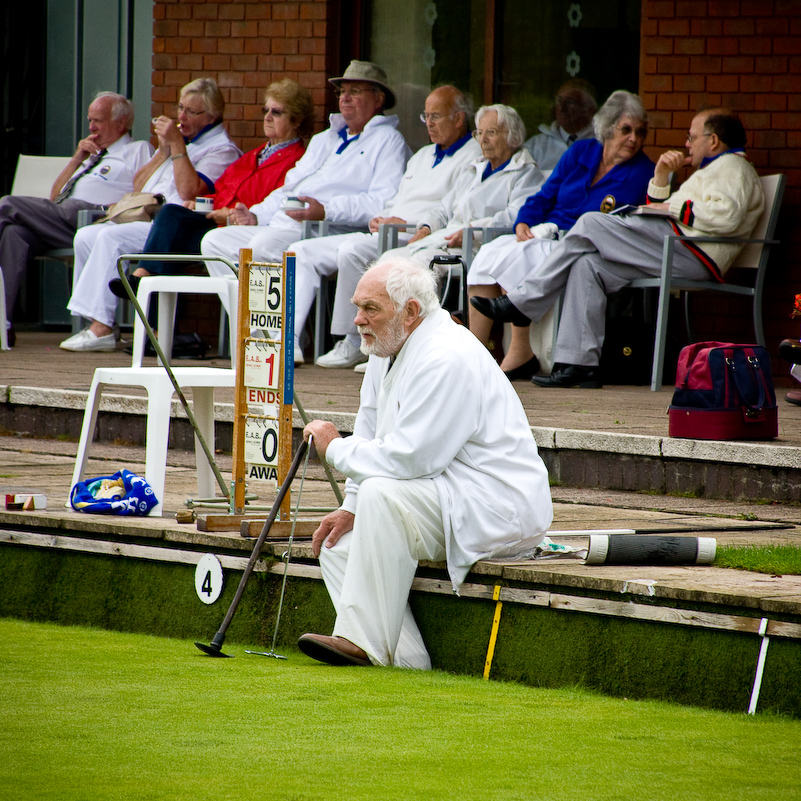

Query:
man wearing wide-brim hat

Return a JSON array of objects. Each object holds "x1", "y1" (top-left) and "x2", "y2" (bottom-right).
[
  {"x1": 328, "y1": 60, "x2": 397, "y2": 110},
  {"x1": 200, "y1": 59, "x2": 410, "y2": 363}
]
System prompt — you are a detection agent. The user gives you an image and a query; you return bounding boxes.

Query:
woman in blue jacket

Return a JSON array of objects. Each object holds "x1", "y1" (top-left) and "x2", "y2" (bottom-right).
[{"x1": 467, "y1": 90, "x2": 654, "y2": 379}]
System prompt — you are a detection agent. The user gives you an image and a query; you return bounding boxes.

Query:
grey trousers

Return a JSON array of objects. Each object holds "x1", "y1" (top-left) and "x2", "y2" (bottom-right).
[
  {"x1": 0, "y1": 195, "x2": 99, "y2": 315},
  {"x1": 506, "y1": 211, "x2": 710, "y2": 367}
]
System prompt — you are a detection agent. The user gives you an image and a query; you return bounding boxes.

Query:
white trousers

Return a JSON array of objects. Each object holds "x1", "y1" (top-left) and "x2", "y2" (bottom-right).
[
  {"x1": 319, "y1": 476, "x2": 447, "y2": 669},
  {"x1": 328, "y1": 231, "x2": 413, "y2": 337},
  {"x1": 201, "y1": 222, "x2": 362, "y2": 348},
  {"x1": 467, "y1": 233, "x2": 558, "y2": 289},
  {"x1": 69, "y1": 220, "x2": 153, "y2": 326}
]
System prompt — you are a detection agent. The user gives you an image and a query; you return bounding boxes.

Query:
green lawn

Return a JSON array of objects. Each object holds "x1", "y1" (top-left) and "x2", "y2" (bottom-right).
[
  {"x1": 716, "y1": 544, "x2": 801, "y2": 575},
  {"x1": 1, "y1": 618, "x2": 799, "y2": 801}
]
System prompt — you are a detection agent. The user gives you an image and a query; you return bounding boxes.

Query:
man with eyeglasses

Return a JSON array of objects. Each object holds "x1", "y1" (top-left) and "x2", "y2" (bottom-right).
[
  {"x1": 476, "y1": 108, "x2": 765, "y2": 389},
  {"x1": 200, "y1": 60, "x2": 410, "y2": 364},
  {"x1": 307, "y1": 85, "x2": 480, "y2": 368},
  {"x1": 0, "y1": 92, "x2": 153, "y2": 347},
  {"x1": 524, "y1": 79, "x2": 598, "y2": 172}
]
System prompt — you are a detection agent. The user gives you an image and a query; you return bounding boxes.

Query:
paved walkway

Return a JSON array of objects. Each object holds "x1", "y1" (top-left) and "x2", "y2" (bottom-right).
[{"x1": 3, "y1": 332, "x2": 801, "y2": 442}]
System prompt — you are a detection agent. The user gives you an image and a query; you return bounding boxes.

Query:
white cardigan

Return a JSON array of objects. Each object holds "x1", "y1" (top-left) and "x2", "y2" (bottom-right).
[{"x1": 410, "y1": 148, "x2": 545, "y2": 253}]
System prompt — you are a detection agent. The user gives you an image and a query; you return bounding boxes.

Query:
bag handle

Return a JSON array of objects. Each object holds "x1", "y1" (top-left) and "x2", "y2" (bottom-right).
[{"x1": 726, "y1": 352, "x2": 766, "y2": 412}]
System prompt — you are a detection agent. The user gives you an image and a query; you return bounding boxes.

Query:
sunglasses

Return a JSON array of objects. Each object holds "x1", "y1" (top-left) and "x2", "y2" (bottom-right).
[{"x1": 616, "y1": 124, "x2": 648, "y2": 138}]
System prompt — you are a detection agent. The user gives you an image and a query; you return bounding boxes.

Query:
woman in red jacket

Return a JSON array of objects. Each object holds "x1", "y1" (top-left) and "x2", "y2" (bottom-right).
[{"x1": 110, "y1": 78, "x2": 314, "y2": 289}]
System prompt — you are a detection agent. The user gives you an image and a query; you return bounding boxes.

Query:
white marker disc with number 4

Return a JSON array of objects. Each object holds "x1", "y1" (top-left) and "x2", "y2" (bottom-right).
[{"x1": 195, "y1": 554, "x2": 224, "y2": 604}]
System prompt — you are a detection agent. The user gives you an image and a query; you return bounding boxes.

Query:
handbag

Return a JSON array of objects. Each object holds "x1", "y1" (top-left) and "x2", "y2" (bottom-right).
[
  {"x1": 70, "y1": 469, "x2": 159, "y2": 515},
  {"x1": 95, "y1": 191, "x2": 164, "y2": 224},
  {"x1": 668, "y1": 341, "x2": 778, "y2": 440}
]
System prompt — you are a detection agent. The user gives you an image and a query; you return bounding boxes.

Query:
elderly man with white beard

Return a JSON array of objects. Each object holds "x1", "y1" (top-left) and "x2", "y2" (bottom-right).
[{"x1": 298, "y1": 258, "x2": 553, "y2": 670}]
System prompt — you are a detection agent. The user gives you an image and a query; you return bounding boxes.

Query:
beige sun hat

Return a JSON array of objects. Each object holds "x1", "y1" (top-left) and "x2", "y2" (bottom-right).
[{"x1": 328, "y1": 60, "x2": 396, "y2": 109}]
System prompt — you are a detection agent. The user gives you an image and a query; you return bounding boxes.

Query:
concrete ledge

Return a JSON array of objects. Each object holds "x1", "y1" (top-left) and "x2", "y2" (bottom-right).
[{"x1": 6, "y1": 386, "x2": 800, "y2": 470}]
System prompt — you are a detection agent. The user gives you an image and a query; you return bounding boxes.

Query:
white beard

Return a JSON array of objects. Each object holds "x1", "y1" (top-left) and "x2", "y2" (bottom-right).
[{"x1": 358, "y1": 312, "x2": 408, "y2": 358}]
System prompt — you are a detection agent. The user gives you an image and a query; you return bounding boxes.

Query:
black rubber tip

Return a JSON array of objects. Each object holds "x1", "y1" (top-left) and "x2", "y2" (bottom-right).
[{"x1": 194, "y1": 641, "x2": 232, "y2": 658}]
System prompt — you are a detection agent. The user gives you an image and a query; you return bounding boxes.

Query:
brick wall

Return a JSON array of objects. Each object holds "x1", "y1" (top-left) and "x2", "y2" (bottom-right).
[
  {"x1": 152, "y1": 0, "x2": 337, "y2": 342},
  {"x1": 152, "y1": 0, "x2": 334, "y2": 153},
  {"x1": 640, "y1": 0, "x2": 801, "y2": 367}
]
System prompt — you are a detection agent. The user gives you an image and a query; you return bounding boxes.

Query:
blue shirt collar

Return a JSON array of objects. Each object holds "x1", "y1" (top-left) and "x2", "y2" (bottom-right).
[
  {"x1": 432, "y1": 132, "x2": 472, "y2": 167},
  {"x1": 337, "y1": 127, "x2": 361, "y2": 154},
  {"x1": 185, "y1": 121, "x2": 219, "y2": 145},
  {"x1": 482, "y1": 157, "x2": 511, "y2": 181},
  {"x1": 700, "y1": 147, "x2": 745, "y2": 169}
]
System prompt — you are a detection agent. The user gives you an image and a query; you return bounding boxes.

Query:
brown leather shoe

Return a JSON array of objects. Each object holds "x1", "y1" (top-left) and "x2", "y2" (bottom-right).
[{"x1": 297, "y1": 633, "x2": 371, "y2": 666}]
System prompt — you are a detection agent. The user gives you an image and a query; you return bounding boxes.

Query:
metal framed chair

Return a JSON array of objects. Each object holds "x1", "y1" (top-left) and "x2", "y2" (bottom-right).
[{"x1": 630, "y1": 173, "x2": 785, "y2": 391}]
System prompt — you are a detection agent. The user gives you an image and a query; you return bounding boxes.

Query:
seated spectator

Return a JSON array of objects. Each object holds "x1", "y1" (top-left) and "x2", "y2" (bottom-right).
[
  {"x1": 290, "y1": 84, "x2": 480, "y2": 370},
  {"x1": 0, "y1": 92, "x2": 152, "y2": 346},
  {"x1": 199, "y1": 60, "x2": 410, "y2": 364},
  {"x1": 375, "y1": 104, "x2": 544, "y2": 277},
  {"x1": 61, "y1": 77, "x2": 241, "y2": 352},
  {"x1": 524, "y1": 79, "x2": 597, "y2": 172},
  {"x1": 108, "y1": 79, "x2": 313, "y2": 295},
  {"x1": 473, "y1": 109, "x2": 765, "y2": 389},
  {"x1": 468, "y1": 91, "x2": 654, "y2": 379}
]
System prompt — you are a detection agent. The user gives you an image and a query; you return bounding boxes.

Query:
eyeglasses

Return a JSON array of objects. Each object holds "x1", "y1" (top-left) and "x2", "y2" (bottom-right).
[
  {"x1": 419, "y1": 112, "x2": 456, "y2": 123},
  {"x1": 473, "y1": 129, "x2": 503, "y2": 140},
  {"x1": 334, "y1": 86, "x2": 376, "y2": 98},
  {"x1": 262, "y1": 106, "x2": 286, "y2": 117},
  {"x1": 175, "y1": 104, "x2": 207, "y2": 118},
  {"x1": 616, "y1": 124, "x2": 648, "y2": 138},
  {"x1": 686, "y1": 131, "x2": 712, "y2": 144}
]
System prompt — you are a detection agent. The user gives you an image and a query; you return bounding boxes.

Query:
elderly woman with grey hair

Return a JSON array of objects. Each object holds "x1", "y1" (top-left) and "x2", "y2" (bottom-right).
[
  {"x1": 467, "y1": 90, "x2": 655, "y2": 380},
  {"x1": 377, "y1": 103, "x2": 544, "y2": 269}
]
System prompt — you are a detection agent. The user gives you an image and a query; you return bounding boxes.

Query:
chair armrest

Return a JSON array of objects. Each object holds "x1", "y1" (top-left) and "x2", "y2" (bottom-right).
[
  {"x1": 77, "y1": 208, "x2": 107, "y2": 227},
  {"x1": 377, "y1": 222, "x2": 415, "y2": 253},
  {"x1": 461, "y1": 226, "x2": 514, "y2": 267},
  {"x1": 300, "y1": 220, "x2": 330, "y2": 239},
  {"x1": 299, "y1": 220, "x2": 369, "y2": 240}
]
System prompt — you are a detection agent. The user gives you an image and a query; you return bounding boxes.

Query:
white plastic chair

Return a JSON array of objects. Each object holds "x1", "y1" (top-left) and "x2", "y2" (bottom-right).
[
  {"x1": 72, "y1": 255, "x2": 239, "y2": 516},
  {"x1": 10, "y1": 154, "x2": 72, "y2": 198},
  {"x1": 71, "y1": 366, "x2": 236, "y2": 517},
  {"x1": 131, "y1": 274, "x2": 239, "y2": 367}
]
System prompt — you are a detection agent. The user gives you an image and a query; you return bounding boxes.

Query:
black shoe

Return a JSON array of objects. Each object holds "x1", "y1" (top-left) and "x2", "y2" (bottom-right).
[
  {"x1": 6, "y1": 325, "x2": 15, "y2": 348},
  {"x1": 109, "y1": 274, "x2": 141, "y2": 299},
  {"x1": 779, "y1": 338, "x2": 801, "y2": 365},
  {"x1": 531, "y1": 364, "x2": 602, "y2": 388},
  {"x1": 470, "y1": 295, "x2": 532, "y2": 326},
  {"x1": 503, "y1": 354, "x2": 541, "y2": 381}
]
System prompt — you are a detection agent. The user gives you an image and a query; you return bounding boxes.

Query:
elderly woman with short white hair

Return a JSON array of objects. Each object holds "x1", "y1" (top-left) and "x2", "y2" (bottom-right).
[
  {"x1": 467, "y1": 90, "x2": 655, "y2": 380},
  {"x1": 377, "y1": 103, "x2": 544, "y2": 268}
]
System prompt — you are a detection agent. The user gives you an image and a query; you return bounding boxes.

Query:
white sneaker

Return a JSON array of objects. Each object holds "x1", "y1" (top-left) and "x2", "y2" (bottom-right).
[
  {"x1": 59, "y1": 328, "x2": 116, "y2": 352},
  {"x1": 294, "y1": 344, "x2": 305, "y2": 365},
  {"x1": 316, "y1": 339, "x2": 367, "y2": 369},
  {"x1": 354, "y1": 361, "x2": 368, "y2": 373}
]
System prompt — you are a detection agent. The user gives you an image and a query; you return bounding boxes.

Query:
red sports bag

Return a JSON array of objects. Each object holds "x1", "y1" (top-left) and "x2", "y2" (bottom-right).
[{"x1": 668, "y1": 342, "x2": 778, "y2": 440}]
